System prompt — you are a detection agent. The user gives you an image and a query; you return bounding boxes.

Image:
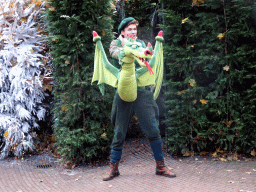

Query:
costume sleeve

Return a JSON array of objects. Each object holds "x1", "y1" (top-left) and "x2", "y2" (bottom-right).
[{"x1": 109, "y1": 39, "x2": 121, "y2": 60}]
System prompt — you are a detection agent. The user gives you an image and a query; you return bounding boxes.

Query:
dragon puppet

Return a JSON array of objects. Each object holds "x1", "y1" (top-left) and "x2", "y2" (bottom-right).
[{"x1": 91, "y1": 30, "x2": 164, "y2": 102}]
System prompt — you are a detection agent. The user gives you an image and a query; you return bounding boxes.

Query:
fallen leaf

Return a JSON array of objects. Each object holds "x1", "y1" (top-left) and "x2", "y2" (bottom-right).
[
  {"x1": 39, "y1": 180, "x2": 43, "y2": 182},
  {"x1": 219, "y1": 157, "x2": 227, "y2": 162},
  {"x1": 92, "y1": 177, "x2": 96, "y2": 179},
  {"x1": 65, "y1": 60, "x2": 70, "y2": 65},
  {"x1": 109, "y1": 185, "x2": 112, "y2": 187},
  {"x1": 226, "y1": 170, "x2": 233, "y2": 172},
  {"x1": 216, "y1": 147, "x2": 224, "y2": 154},
  {"x1": 228, "y1": 181, "x2": 235, "y2": 183},
  {"x1": 199, "y1": 151, "x2": 208, "y2": 155},
  {"x1": 212, "y1": 152, "x2": 217, "y2": 157},
  {"x1": 245, "y1": 172, "x2": 251, "y2": 174},
  {"x1": 135, "y1": 165, "x2": 141, "y2": 167},
  {"x1": 253, "y1": 169, "x2": 256, "y2": 171},
  {"x1": 250, "y1": 149, "x2": 256, "y2": 157},
  {"x1": 75, "y1": 178, "x2": 79, "y2": 181},
  {"x1": 195, "y1": 158, "x2": 198, "y2": 161},
  {"x1": 135, "y1": 172, "x2": 141, "y2": 174},
  {"x1": 233, "y1": 155, "x2": 238, "y2": 161},
  {"x1": 227, "y1": 156, "x2": 233, "y2": 161},
  {"x1": 182, "y1": 152, "x2": 190, "y2": 157}
]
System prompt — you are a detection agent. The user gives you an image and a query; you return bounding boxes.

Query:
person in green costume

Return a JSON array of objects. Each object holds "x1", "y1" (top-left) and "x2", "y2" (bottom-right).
[{"x1": 103, "y1": 17, "x2": 176, "y2": 181}]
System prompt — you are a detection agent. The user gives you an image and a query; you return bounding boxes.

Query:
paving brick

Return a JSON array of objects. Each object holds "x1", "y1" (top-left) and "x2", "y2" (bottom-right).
[{"x1": 0, "y1": 137, "x2": 255, "y2": 192}]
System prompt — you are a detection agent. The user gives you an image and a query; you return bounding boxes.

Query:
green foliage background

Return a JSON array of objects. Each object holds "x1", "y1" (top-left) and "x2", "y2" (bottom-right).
[
  {"x1": 124, "y1": 0, "x2": 156, "y2": 26},
  {"x1": 44, "y1": 0, "x2": 115, "y2": 163},
  {"x1": 161, "y1": 0, "x2": 256, "y2": 155}
]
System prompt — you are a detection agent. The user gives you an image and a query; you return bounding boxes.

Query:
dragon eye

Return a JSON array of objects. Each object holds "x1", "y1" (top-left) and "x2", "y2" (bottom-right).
[{"x1": 132, "y1": 45, "x2": 137, "y2": 49}]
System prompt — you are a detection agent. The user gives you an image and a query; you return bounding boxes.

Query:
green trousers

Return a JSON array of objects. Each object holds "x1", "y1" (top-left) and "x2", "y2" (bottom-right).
[{"x1": 110, "y1": 88, "x2": 161, "y2": 149}]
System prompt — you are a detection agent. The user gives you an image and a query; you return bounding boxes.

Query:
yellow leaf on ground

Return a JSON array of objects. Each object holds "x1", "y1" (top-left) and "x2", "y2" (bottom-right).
[
  {"x1": 216, "y1": 147, "x2": 223, "y2": 153},
  {"x1": 182, "y1": 152, "x2": 190, "y2": 157},
  {"x1": 219, "y1": 157, "x2": 227, "y2": 162},
  {"x1": 199, "y1": 151, "x2": 208, "y2": 155},
  {"x1": 10, "y1": 3, "x2": 14, "y2": 7},
  {"x1": 182, "y1": 151, "x2": 194, "y2": 157},
  {"x1": 250, "y1": 149, "x2": 256, "y2": 157},
  {"x1": 135, "y1": 165, "x2": 141, "y2": 167},
  {"x1": 212, "y1": 152, "x2": 217, "y2": 157},
  {"x1": 65, "y1": 60, "x2": 70, "y2": 65}
]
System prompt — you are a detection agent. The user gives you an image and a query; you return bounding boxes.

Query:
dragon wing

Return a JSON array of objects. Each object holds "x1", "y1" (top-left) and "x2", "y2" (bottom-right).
[
  {"x1": 136, "y1": 32, "x2": 164, "y2": 100},
  {"x1": 91, "y1": 32, "x2": 119, "y2": 95}
]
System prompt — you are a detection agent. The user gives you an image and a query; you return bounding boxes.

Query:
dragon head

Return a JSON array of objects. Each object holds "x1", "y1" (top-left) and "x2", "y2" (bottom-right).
[{"x1": 119, "y1": 34, "x2": 154, "y2": 74}]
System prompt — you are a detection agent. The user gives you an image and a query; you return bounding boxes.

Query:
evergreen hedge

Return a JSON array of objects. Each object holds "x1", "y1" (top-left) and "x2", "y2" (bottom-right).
[
  {"x1": 161, "y1": 0, "x2": 256, "y2": 155},
  {"x1": 45, "y1": 0, "x2": 115, "y2": 163}
]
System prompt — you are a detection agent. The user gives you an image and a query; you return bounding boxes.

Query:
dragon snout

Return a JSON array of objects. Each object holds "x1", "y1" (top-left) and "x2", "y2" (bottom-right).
[{"x1": 144, "y1": 49, "x2": 152, "y2": 56}]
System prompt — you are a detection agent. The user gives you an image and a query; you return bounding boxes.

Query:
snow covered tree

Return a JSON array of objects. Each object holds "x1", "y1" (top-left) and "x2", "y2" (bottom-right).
[{"x1": 0, "y1": 0, "x2": 47, "y2": 159}]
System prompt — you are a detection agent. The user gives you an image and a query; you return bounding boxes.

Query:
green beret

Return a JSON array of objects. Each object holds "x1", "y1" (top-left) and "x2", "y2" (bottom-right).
[{"x1": 118, "y1": 17, "x2": 138, "y2": 33}]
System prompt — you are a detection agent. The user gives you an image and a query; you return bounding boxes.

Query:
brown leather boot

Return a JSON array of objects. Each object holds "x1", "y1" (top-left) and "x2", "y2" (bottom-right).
[
  {"x1": 156, "y1": 160, "x2": 176, "y2": 178},
  {"x1": 103, "y1": 161, "x2": 120, "y2": 181}
]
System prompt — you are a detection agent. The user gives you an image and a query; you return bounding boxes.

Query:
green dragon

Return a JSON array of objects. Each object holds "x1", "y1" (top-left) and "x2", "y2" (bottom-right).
[{"x1": 91, "y1": 31, "x2": 164, "y2": 102}]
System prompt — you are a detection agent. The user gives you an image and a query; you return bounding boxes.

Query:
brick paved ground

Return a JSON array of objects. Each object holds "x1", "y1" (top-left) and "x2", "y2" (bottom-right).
[{"x1": 0, "y1": 137, "x2": 255, "y2": 192}]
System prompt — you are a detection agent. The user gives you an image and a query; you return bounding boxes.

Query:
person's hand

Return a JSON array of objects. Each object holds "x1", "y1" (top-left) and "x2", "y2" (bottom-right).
[{"x1": 118, "y1": 34, "x2": 128, "y2": 46}]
